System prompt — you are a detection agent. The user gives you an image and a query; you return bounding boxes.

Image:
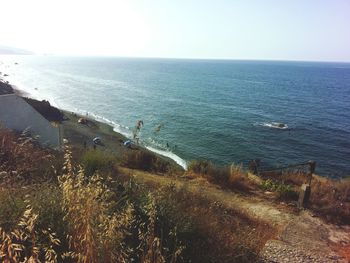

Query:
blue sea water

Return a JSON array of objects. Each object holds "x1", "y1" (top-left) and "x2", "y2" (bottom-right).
[{"x1": 1, "y1": 56, "x2": 349, "y2": 177}]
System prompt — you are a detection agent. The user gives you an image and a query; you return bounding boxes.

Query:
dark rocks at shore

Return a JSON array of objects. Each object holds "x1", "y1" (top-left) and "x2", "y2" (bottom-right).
[
  {"x1": 23, "y1": 97, "x2": 65, "y2": 122},
  {"x1": 0, "y1": 80, "x2": 14, "y2": 95}
]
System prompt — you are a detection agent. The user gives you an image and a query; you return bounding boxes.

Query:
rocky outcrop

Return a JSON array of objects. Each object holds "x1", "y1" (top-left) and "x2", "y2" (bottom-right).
[
  {"x1": 23, "y1": 97, "x2": 65, "y2": 122},
  {"x1": 0, "y1": 80, "x2": 14, "y2": 95}
]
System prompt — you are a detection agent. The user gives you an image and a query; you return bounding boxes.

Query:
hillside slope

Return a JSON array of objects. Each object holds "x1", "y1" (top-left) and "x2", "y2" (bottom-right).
[{"x1": 121, "y1": 167, "x2": 350, "y2": 263}]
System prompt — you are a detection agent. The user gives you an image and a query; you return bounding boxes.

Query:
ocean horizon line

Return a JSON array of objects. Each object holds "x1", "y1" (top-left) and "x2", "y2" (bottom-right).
[{"x1": 3, "y1": 53, "x2": 350, "y2": 64}]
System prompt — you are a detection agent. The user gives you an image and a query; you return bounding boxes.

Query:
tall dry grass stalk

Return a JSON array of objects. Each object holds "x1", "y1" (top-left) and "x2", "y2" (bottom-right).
[
  {"x1": 59, "y1": 147, "x2": 183, "y2": 263},
  {"x1": 0, "y1": 205, "x2": 60, "y2": 263},
  {"x1": 59, "y1": 147, "x2": 129, "y2": 263},
  {"x1": 228, "y1": 163, "x2": 244, "y2": 186},
  {"x1": 1, "y1": 131, "x2": 184, "y2": 262},
  {"x1": 0, "y1": 127, "x2": 55, "y2": 186}
]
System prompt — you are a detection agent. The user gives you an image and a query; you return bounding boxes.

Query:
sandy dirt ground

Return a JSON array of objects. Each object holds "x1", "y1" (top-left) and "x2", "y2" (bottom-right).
[
  {"x1": 61, "y1": 111, "x2": 350, "y2": 263},
  {"x1": 120, "y1": 167, "x2": 350, "y2": 263},
  {"x1": 61, "y1": 111, "x2": 183, "y2": 173}
]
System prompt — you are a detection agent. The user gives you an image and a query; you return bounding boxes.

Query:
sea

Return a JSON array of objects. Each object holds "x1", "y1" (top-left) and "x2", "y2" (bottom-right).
[{"x1": 0, "y1": 56, "x2": 349, "y2": 178}]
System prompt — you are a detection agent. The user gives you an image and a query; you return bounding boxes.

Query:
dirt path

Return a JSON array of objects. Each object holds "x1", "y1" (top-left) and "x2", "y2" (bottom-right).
[
  {"x1": 121, "y1": 168, "x2": 350, "y2": 263},
  {"x1": 62, "y1": 112, "x2": 350, "y2": 262}
]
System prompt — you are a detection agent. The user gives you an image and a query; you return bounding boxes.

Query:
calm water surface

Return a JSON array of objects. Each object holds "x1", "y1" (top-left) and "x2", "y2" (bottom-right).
[{"x1": 1, "y1": 56, "x2": 349, "y2": 177}]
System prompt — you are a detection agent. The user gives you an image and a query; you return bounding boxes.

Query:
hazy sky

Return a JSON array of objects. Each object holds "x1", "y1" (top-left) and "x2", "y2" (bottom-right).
[{"x1": 1, "y1": 0, "x2": 350, "y2": 61}]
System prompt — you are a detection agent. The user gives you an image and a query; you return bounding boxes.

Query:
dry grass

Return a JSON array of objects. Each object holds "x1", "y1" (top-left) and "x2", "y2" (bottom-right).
[
  {"x1": 153, "y1": 184, "x2": 275, "y2": 263},
  {"x1": 310, "y1": 177, "x2": 350, "y2": 224},
  {"x1": 187, "y1": 160, "x2": 257, "y2": 193},
  {"x1": 81, "y1": 149, "x2": 118, "y2": 177},
  {"x1": 1, "y1": 143, "x2": 185, "y2": 262},
  {"x1": 59, "y1": 147, "x2": 184, "y2": 263},
  {"x1": 0, "y1": 205, "x2": 61, "y2": 263},
  {"x1": 0, "y1": 127, "x2": 60, "y2": 186},
  {"x1": 280, "y1": 170, "x2": 309, "y2": 186},
  {"x1": 0, "y1": 129, "x2": 183, "y2": 262},
  {"x1": 261, "y1": 166, "x2": 350, "y2": 224},
  {"x1": 122, "y1": 150, "x2": 171, "y2": 174},
  {"x1": 228, "y1": 163, "x2": 257, "y2": 192},
  {"x1": 265, "y1": 168, "x2": 350, "y2": 224}
]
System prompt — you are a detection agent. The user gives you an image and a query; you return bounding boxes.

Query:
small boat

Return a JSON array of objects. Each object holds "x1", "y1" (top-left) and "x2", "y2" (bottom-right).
[
  {"x1": 263, "y1": 122, "x2": 288, "y2": 129},
  {"x1": 270, "y1": 122, "x2": 288, "y2": 129}
]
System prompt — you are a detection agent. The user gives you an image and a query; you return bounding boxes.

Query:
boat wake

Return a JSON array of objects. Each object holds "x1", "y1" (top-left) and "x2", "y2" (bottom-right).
[{"x1": 260, "y1": 122, "x2": 289, "y2": 130}]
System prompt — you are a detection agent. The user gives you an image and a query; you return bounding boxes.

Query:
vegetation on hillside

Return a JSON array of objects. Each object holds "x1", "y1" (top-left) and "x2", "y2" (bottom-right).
[
  {"x1": 0, "y1": 79, "x2": 14, "y2": 95},
  {"x1": 122, "y1": 150, "x2": 172, "y2": 174},
  {"x1": 187, "y1": 160, "x2": 255, "y2": 192},
  {"x1": 0, "y1": 126, "x2": 348, "y2": 262},
  {"x1": 187, "y1": 160, "x2": 350, "y2": 224},
  {"x1": 0, "y1": 128, "x2": 276, "y2": 262}
]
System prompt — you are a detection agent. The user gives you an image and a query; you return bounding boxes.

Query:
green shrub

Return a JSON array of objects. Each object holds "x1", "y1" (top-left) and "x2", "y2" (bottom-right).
[
  {"x1": 261, "y1": 179, "x2": 298, "y2": 201},
  {"x1": 276, "y1": 184, "x2": 298, "y2": 200},
  {"x1": 81, "y1": 149, "x2": 117, "y2": 177}
]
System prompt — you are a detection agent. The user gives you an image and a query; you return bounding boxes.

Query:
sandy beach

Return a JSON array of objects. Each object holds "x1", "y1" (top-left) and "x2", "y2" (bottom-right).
[{"x1": 0, "y1": 78, "x2": 184, "y2": 172}]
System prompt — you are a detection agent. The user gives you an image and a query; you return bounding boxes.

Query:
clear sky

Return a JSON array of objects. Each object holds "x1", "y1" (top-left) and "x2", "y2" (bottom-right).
[{"x1": 1, "y1": 0, "x2": 349, "y2": 61}]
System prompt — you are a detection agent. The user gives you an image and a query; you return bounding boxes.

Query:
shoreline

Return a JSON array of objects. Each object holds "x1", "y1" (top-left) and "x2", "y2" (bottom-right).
[
  {"x1": 63, "y1": 109, "x2": 188, "y2": 170},
  {"x1": 62, "y1": 109, "x2": 186, "y2": 171},
  {"x1": 1, "y1": 65, "x2": 349, "y2": 178},
  {"x1": 0, "y1": 76, "x2": 187, "y2": 171}
]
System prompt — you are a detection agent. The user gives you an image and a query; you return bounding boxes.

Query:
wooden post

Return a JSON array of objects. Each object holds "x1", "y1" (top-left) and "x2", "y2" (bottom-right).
[
  {"x1": 248, "y1": 159, "x2": 260, "y2": 175},
  {"x1": 308, "y1": 160, "x2": 316, "y2": 185},
  {"x1": 298, "y1": 161, "x2": 315, "y2": 209},
  {"x1": 298, "y1": 183, "x2": 311, "y2": 208}
]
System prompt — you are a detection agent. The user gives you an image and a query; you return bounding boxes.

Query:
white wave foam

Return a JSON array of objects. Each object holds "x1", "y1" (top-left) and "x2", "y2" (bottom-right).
[
  {"x1": 68, "y1": 109, "x2": 188, "y2": 170},
  {"x1": 145, "y1": 146, "x2": 188, "y2": 170},
  {"x1": 2, "y1": 65, "x2": 187, "y2": 171},
  {"x1": 1, "y1": 72, "x2": 60, "y2": 108}
]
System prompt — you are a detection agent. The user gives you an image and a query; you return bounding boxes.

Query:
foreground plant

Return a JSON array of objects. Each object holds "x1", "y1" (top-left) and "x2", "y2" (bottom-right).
[
  {"x1": 59, "y1": 147, "x2": 184, "y2": 263},
  {"x1": 0, "y1": 206, "x2": 60, "y2": 263}
]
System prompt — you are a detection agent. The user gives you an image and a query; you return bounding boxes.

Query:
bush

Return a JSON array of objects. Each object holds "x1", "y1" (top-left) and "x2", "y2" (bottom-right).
[
  {"x1": 227, "y1": 164, "x2": 253, "y2": 191},
  {"x1": 281, "y1": 170, "x2": 309, "y2": 186},
  {"x1": 122, "y1": 150, "x2": 170, "y2": 174},
  {"x1": 310, "y1": 178, "x2": 350, "y2": 224},
  {"x1": 188, "y1": 161, "x2": 254, "y2": 192},
  {"x1": 81, "y1": 149, "x2": 117, "y2": 177},
  {"x1": 260, "y1": 179, "x2": 298, "y2": 201},
  {"x1": 188, "y1": 160, "x2": 214, "y2": 175}
]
